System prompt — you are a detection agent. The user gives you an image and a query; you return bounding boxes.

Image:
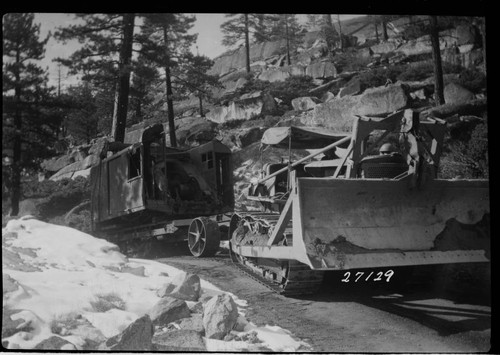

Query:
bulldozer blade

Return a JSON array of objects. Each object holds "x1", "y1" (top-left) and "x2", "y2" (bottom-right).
[{"x1": 292, "y1": 178, "x2": 490, "y2": 270}]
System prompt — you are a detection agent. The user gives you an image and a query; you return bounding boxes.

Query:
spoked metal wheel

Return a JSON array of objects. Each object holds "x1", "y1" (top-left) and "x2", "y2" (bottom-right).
[{"x1": 188, "y1": 217, "x2": 220, "y2": 257}]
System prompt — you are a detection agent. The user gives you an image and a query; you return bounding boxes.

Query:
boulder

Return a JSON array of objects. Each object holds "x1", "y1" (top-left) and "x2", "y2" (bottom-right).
[
  {"x1": 209, "y1": 39, "x2": 285, "y2": 76},
  {"x1": 305, "y1": 94, "x2": 358, "y2": 132},
  {"x1": 69, "y1": 149, "x2": 87, "y2": 162},
  {"x1": 54, "y1": 316, "x2": 106, "y2": 350},
  {"x1": 175, "y1": 117, "x2": 218, "y2": 146},
  {"x1": 236, "y1": 127, "x2": 264, "y2": 148},
  {"x1": 306, "y1": 84, "x2": 409, "y2": 132},
  {"x1": 288, "y1": 64, "x2": 307, "y2": 76},
  {"x1": 310, "y1": 44, "x2": 328, "y2": 59},
  {"x1": 295, "y1": 51, "x2": 313, "y2": 66},
  {"x1": 291, "y1": 97, "x2": 320, "y2": 111},
  {"x1": 218, "y1": 76, "x2": 249, "y2": 96},
  {"x1": 121, "y1": 265, "x2": 146, "y2": 277},
  {"x1": 250, "y1": 39, "x2": 286, "y2": 62},
  {"x1": 338, "y1": 78, "x2": 362, "y2": 98},
  {"x1": 356, "y1": 47, "x2": 373, "y2": 59},
  {"x1": 2, "y1": 308, "x2": 31, "y2": 339},
  {"x1": 305, "y1": 61, "x2": 337, "y2": 79},
  {"x1": 410, "y1": 88, "x2": 427, "y2": 100},
  {"x1": 203, "y1": 294, "x2": 239, "y2": 340},
  {"x1": 49, "y1": 154, "x2": 100, "y2": 181},
  {"x1": 148, "y1": 296, "x2": 191, "y2": 326},
  {"x1": 444, "y1": 82, "x2": 474, "y2": 104},
  {"x1": 370, "y1": 41, "x2": 398, "y2": 54},
  {"x1": 206, "y1": 91, "x2": 276, "y2": 124},
  {"x1": 153, "y1": 329, "x2": 206, "y2": 351},
  {"x1": 104, "y1": 314, "x2": 154, "y2": 351},
  {"x1": 40, "y1": 154, "x2": 74, "y2": 172},
  {"x1": 355, "y1": 84, "x2": 410, "y2": 116},
  {"x1": 71, "y1": 168, "x2": 91, "y2": 180},
  {"x1": 455, "y1": 24, "x2": 479, "y2": 46},
  {"x1": 321, "y1": 91, "x2": 336, "y2": 102},
  {"x1": 3, "y1": 273, "x2": 19, "y2": 294},
  {"x1": 397, "y1": 30, "x2": 455, "y2": 57},
  {"x1": 88, "y1": 137, "x2": 110, "y2": 157},
  {"x1": 258, "y1": 68, "x2": 291, "y2": 82},
  {"x1": 34, "y1": 336, "x2": 77, "y2": 350},
  {"x1": 159, "y1": 273, "x2": 201, "y2": 302},
  {"x1": 156, "y1": 283, "x2": 176, "y2": 298},
  {"x1": 178, "y1": 313, "x2": 205, "y2": 333}
]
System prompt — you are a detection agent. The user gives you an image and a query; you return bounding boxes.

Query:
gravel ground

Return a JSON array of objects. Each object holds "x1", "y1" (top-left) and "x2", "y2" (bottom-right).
[{"x1": 157, "y1": 247, "x2": 492, "y2": 353}]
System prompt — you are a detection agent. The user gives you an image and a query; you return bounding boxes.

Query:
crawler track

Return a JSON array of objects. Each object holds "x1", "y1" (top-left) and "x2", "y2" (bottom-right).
[{"x1": 228, "y1": 212, "x2": 324, "y2": 296}]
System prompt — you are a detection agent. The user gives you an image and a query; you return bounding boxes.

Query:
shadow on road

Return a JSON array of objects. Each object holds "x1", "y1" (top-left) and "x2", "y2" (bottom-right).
[{"x1": 299, "y1": 264, "x2": 491, "y2": 337}]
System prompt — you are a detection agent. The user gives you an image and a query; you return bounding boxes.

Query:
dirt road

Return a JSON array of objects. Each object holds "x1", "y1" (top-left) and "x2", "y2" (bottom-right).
[{"x1": 156, "y1": 247, "x2": 491, "y2": 353}]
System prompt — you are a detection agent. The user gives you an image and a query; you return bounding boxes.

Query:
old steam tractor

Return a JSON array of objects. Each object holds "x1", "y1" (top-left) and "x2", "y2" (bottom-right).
[{"x1": 90, "y1": 123, "x2": 234, "y2": 257}]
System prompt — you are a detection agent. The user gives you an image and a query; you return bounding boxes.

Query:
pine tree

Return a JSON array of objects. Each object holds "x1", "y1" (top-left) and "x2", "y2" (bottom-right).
[
  {"x1": 267, "y1": 14, "x2": 303, "y2": 65},
  {"x1": 129, "y1": 54, "x2": 161, "y2": 125},
  {"x1": 139, "y1": 13, "x2": 197, "y2": 147},
  {"x1": 221, "y1": 14, "x2": 252, "y2": 73},
  {"x1": 3, "y1": 13, "x2": 51, "y2": 216},
  {"x1": 53, "y1": 13, "x2": 136, "y2": 143},
  {"x1": 221, "y1": 14, "x2": 279, "y2": 73},
  {"x1": 177, "y1": 54, "x2": 221, "y2": 117},
  {"x1": 64, "y1": 84, "x2": 100, "y2": 144}
]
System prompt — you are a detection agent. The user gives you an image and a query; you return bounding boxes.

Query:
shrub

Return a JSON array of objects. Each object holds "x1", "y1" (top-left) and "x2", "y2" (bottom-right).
[
  {"x1": 396, "y1": 61, "x2": 463, "y2": 83},
  {"x1": 439, "y1": 122, "x2": 488, "y2": 179},
  {"x1": 334, "y1": 50, "x2": 372, "y2": 73},
  {"x1": 21, "y1": 176, "x2": 91, "y2": 220},
  {"x1": 90, "y1": 292, "x2": 126, "y2": 313},
  {"x1": 217, "y1": 75, "x2": 316, "y2": 112},
  {"x1": 219, "y1": 118, "x2": 249, "y2": 130},
  {"x1": 50, "y1": 312, "x2": 81, "y2": 335},
  {"x1": 50, "y1": 209, "x2": 92, "y2": 234},
  {"x1": 357, "y1": 66, "x2": 405, "y2": 90},
  {"x1": 467, "y1": 123, "x2": 489, "y2": 177},
  {"x1": 397, "y1": 62, "x2": 434, "y2": 82},
  {"x1": 456, "y1": 68, "x2": 486, "y2": 94},
  {"x1": 267, "y1": 75, "x2": 317, "y2": 108},
  {"x1": 22, "y1": 176, "x2": 90, "y2": 200}
]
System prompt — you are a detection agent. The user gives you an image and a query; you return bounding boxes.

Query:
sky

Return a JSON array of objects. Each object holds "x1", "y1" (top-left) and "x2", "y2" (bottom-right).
[
  {"x1": 2, "y1": 216, "x2": 311, "y2": 351},
  {"x1": 32, "y1": 13, "x2": 364, "y2": 90}
]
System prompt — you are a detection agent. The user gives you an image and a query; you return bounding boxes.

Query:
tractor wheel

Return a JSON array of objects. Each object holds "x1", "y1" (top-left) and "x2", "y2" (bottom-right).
[{"x1": 188, "y1": 217, "x2": 220, "y2": 257}]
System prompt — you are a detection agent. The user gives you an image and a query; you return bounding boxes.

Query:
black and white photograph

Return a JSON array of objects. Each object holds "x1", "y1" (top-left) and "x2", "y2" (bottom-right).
[{"x1": 2, "y1": 10, "x2": 491, "y2": 353}]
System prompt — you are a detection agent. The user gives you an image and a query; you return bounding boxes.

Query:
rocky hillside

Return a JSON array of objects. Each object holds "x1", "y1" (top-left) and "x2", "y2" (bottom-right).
[{"x1": 6, "y1": 16, "x2": 487, "y2": 227}]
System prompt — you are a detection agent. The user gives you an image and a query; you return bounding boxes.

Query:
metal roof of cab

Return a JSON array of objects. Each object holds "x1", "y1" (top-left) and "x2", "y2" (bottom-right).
[{"x1": 261, "y1": 126, "x2": 350, "y2": 150}]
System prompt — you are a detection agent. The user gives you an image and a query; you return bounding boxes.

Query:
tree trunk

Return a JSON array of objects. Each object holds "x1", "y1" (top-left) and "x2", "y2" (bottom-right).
[
  {"x1": 10, "y1": 87, "x2": 22, "y2": 217},
  {"x1": 163, "y1": 26, "x2": 177, "y2": 147},
  {"x1": 480, "y1": 19, "x2": 486, "y2": 75},
  {"x1": 374, "y1": 22, "x2": 379, "y2": 42},
  {"x1": 382, "y1": 18, "x2": 389, "y2": 41},
  {"x1": 337, "y1": 15, "x2": 344, "y2": 51},
  {"x1": 421, "y1": 98, "x2": 487, "y2": 119},
  {"x1": 244, "y1": 14, "x2": 251, "y2": 74},
  {"x1": 9, "y1": 50, "x2": 22, "y2": 217},
  {"x1": 323, "y1": 15, "x2": 337, "y2": 60},
  {"x1": 198, "y1": 95, "x2": 204, "y2": 117},
  {"x1": 285, "y1": 15, "x2": 291, "y2": 65},
  {"x1": 111, "y1": 13, "x2": 135, "y2": 143},
  {"x1": 429, "y1": 16, "x2": 445, "y2": 106}
]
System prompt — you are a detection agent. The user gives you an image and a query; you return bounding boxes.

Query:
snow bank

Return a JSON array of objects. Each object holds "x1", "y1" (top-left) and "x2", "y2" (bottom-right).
[{"x1": 2, "y1": 217, "x2": 309, "y2": 351}]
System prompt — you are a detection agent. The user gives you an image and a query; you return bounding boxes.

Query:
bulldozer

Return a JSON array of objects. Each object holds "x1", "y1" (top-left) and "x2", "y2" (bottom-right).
[
  {"x1": 90, "y1": 123, "x2": 234, "y2": 257},
  {"x1": 228, "y1": 109, "x2": 490, "y2": 296}
]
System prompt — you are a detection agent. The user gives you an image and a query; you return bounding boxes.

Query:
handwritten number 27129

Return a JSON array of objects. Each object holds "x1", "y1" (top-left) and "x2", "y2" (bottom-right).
[{"x1": 341, "y1": 270, "x2": 394, "y2": 282}]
